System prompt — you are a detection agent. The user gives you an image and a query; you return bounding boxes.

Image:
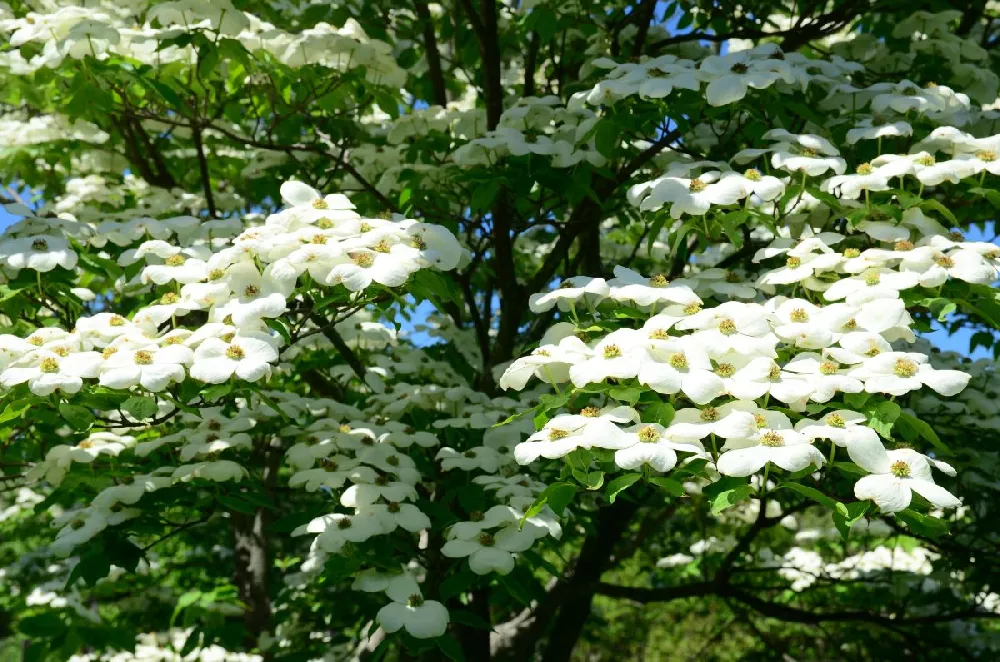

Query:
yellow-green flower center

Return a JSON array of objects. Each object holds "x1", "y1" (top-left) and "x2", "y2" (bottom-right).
[
  {"x1": 744, "y1": 168, "x2": 761, "y2": 181},
  {"x1": 718, "y1": 318, "x2": 738, "y2": 336},
  {"x1": 890, "y1": 460, "x2": 910, "y2": 477},
  {"x1": 226, "y1": 345, "x2": 246, "y2": 360},
  {"x1": 638, "y1": 426, "x2": 660, "y2": 443},
  {"x1": 819, "y1": 361, "x2": 839, "y2": 375},
  {"x1": 825, "y1": 413, "x2": 846, "y2": 428},
  {"x1": 714, "y1": 363, "x2": 736, "y2": 378},
  {"x1": 603, "y1": 344, "x2": 622, "y2": 359},
  {"x1": 700, "y1": 407, "x2": 719, "y2": 422},
  {"x1": 352, "y1": 253, "x2": 374, "y2": 268},
  {"x1": 789, "y1": 308, "x2": 809, "y2": 323},
  {"x1": 760, "y1": 431, "x2": 784, "y2": 447},
  {"x1": 165, "y1": 254, "x2": 186, "y2": 267},
  {"x1": 649, "y1": 273, "x2": 669, "y2": 287},
  {"x1": 549, "y1": 428, "x2": 569, "y2": 441},
  {"x1": 133, "y1": 350, "x2": 154, "y2": 365},
  {"x1": 894, "y1": 358, "x2": 918, "y2": 378},
  {"x1": 40, "y1": 357, "x2": 60, "y2": 373},
  {"x1": 669, "y1": 352, "x2": 688, "y2": 369}
]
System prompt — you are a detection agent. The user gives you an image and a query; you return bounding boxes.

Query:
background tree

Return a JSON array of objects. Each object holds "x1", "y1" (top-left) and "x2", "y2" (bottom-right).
[{"x1": 1, "y1": 1, "x2": 1000, "y2": 661}]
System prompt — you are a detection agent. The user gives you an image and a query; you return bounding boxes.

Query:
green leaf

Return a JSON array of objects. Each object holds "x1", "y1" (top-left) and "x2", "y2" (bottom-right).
[
  {"x1": 704, "y1": 476, "x2": 753, "y2": 514},
  {"x1": 438, "y1": 569, "x2": 475, "y2": 601},
  {"x1": 780, "y1": 482, "x2": 840, "y2": 510},
  {"x1": 895, "y1": 412, "x2": 952, "y2": 456},
  {"x1": 65, "y1": 549, "x2": 112, "y2": 587},
  {"x1": 171, "y1": 591, "x2": 204, "y2": 626},
  {"x1": 608, "y1": 385, "x2": 642, "y2": 404},
  {"x1": 572, "y1": 469, "x2": 604, "y2": 490},
  {"x1": 58, "y1": 403, "x2": 95, "y2": 431},
  {"x1": 919, "y1": 198, "x2": 959, "y2": 226},
  {"x1": 605, "y1": 473, "x2": 641, "y2": 503},
  {"x1": 449, "y1": 609, "x2": 493, "y2": 631},
  {"x1": 842, "y1": 392, "x2": 870, "y2": 409},
  {"x1": 219, "y1": 494, "x2": 258, "y2": 514},
  {"x1": 594, "y1": 119, "x2": 620, "y2": 159},
  {"x1": 0, "y1": 400, "x2": 31, "y2": 424},
  {"x1": 399, "y1": 187, "x2": 413, "y2": 208},
  {"x1": 649, "y1": 477, "x2": 685, "y2": 497},
  {"x1": 642, "y1": 402, "x2": 675, "y2": 426},
  {"x1": 198, "y1": 43, "x2": 221, "y2": 80},
  {"x1": 470, "y1": 180, "x2": 502, "y2": 213},
  {"x1": 18, "y1": 612, "x2": 65, "y2": 637},
  {"x1": 866, "y1": 400, "x2": 901, "y2": 439},
  {"x1": 832, "y1": 501, "x2": 870, "y2": 540},
  {"x1": 497, "y1": 573, "x2": 534, "y2": 607},
  {"x1": 121, "y1": 395, "x2": 158, "y2": 420},
  {"x1": 436, "y1": 635, "x2": 466, "y2": 662},
  {"x1": 897, "y1": 508, "x2": 949, "y2": 538},
  {"x1": 522, "y1": 482, "x2": 577, "y2": 523},
  {"x1": 202, "y1": 383, "x2": 233, "y2": 402},
  {"x1": 264, "y1": 318, "x2": 291, "y2": 345}
]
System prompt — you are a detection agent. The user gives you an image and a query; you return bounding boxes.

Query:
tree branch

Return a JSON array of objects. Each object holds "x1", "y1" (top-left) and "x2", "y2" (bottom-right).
[{"x1": 414, "y1": 0, "x2": 449, "y2": 107}]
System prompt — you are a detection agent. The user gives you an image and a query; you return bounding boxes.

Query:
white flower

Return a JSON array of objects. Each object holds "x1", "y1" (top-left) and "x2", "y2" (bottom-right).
[
  {"x1": 529, "y1": 276, "x2": 610, "y2": 312},
  {"x1": 632, "y1": 171, "x2": 746, "y2": 217},
  {"x1": 172, "y1": 460, "x2": 247, "y2": 483},
  {"x1": 667, "y1": 403, "x2": 758, "y2": 442},
  {"x1": 498, "y1": 333, "x2": 592, "y2": 391},
  {"x1": 822, "y1": 268, "x2": 920, "y2": 305},
  {"x1": 717, "y1": 428, "x2": 825, "y2": 477},
  {"x1": 674, "y1": 301, "x2": 777, "y2": 357},
  {"x1": 606, "y1": 266, "x2": 701, "y2": 307},
  {"x1": 99, "y1": 345, "x2": 190, "y2": 392},
  {"x1": 514, "y1": 409, "x2": 634, "y2": 464},
  {"x1": 614, "y1": 423, "x2": 705, "y2": 472},
  {"x1": 327, "y1": 245, "x2": 417, "y2": 290},
  {"x1": 795, "y1": 410, "x2": 886, "y2": 467},
  {"x1": 851, "y1": 352, "x2": 970, "y2": 397},
  {"x1": 1, "y1": 235, "x2": 77, "y2": 272},
  {"x1": 854, "y1": 448, "x2": 960, "y2": 513},
  {"x1": 568, "y1": 329, "x2": 649, "y2": 386},
  {"x1": 190, "y1": 336, "x2": 279, "y2": 384},
  {"x1": 845, "y1": 120, "x2": 913, "y2": 144},
  {"x1": 780, "y1": 353, "x2": 863, "y2": 403},
  {"x1": 1, "y1": 350, "x2": 101, "y2": 396},
  {"x1": 822, "y1": 162, "x2": 891, "y2": 200},
  {"x1": 440, "y1": 525, "x2": 537, "y2": 575},
  {"x1": 698, "y1": 51, "x2": 794, "y2": 106},
  {"x1": 436, "y1": 446, "x2": 503, "y2": 473},
  {"x1": 376, "y1": 574, "x2": 449, "y2": 639}
]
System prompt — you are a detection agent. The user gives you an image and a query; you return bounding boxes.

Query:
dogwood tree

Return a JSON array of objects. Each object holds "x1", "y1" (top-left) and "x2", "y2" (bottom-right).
[{"x1": 1, "y1": 1, "x2": 1000, "y2": 660}]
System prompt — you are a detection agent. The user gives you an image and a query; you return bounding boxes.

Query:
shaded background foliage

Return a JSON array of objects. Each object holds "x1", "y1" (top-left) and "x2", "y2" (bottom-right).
[{"x1": 1, "y1": 0, "x2": 1000, "y2": 661}]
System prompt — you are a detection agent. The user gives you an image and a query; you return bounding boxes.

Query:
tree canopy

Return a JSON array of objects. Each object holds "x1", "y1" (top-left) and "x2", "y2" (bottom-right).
[{"x1": 2, "y1": 1, "x2": 1000, "y2": 660}]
